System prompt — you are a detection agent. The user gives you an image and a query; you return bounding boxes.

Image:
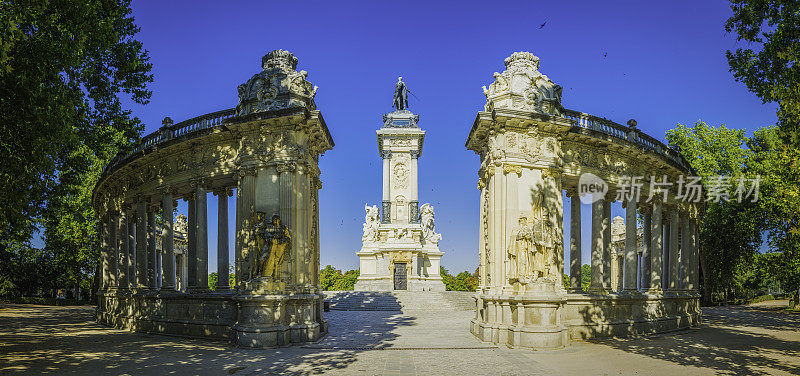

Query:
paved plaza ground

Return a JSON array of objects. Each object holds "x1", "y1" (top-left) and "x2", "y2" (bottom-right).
[{"x1": 0, "y1": 301, "x2": 798, "y2": 375}]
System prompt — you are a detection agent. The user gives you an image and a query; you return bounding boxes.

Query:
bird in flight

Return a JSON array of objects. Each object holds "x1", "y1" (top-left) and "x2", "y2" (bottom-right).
[
  {"x1": 539, "y1": 21, "x2": 546, "y2": 29},
  {"x1": 603, "y1": 52, "x2": 607, "y2": 59}
]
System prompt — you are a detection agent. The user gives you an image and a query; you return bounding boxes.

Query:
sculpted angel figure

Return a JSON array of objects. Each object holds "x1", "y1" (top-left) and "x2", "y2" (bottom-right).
[
  {"x1": 362, "y1": 203, "x2": 380, "y2": 243},
  {"x1": 420, "y1": 203, "x2": 441, "y2": 245}
]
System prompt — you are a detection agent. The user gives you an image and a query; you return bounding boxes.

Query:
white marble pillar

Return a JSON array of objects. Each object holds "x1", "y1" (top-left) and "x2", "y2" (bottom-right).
[
  {"x1": 602, "y1": 199, "x2": 612, "y2": 290},
  {"x1": 135, "y1": 201, "x2": 148, "y2": 290},
  {"x1": 649, "y1": 199, "x2": 663, "y2": 291},
  {"x1": 382, "y1": 151, "x2": 391, "y2": 222},
  {"x1": 589, "y1": 197, "x2": 604, "y2": 291},
  {"x1": 235, "y1": 169, "x2": 256, "y2": 283},
  {"x1": 187, "y1": 194, "x2": 198, "y2": 289},
  {"x1": 688, "y1": 216, "x2": 697, "y2": 291},
  {"x1": 195, "y1": 185, "x2": 208, "y2": 291},
  {"x1": 216, "y1": 189, "x2": 230, "y2": 291},
  {"x1": 641, "y1": 208, "x2": 652, "y2": 290},
  {"x1": 623, "y1": 197, "x2": 638, "y2": 293},
  {"x1": 161, "y1": 193, "x2": 176, "y2": 290},
  {"x1": 569, "y1": 190, "x2": 582, "y2": 292},
  {"x1": 681, "y1": 212, "x2": 690, "y2": 291},
  {"x1": 668, "y1": 209, "x2": 680, "y2": 291},
  {"x1": 147, "y1": 207, "x2": 157, "y2": 289}
]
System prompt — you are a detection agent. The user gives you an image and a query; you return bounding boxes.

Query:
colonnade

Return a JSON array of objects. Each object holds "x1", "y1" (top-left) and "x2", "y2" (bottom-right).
[
  {"x1": 565, "y1": 188, "x2": 701, "y2": 295},
  {"x1": 100, "y1": 188, "x2": 234, "y2": 293}
]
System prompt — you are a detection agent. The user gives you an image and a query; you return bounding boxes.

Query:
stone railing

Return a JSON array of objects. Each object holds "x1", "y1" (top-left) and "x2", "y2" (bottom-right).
[
  {"x1": 104, "y1": 108, "x2": 237, "y2": 175},
  {"x1": 561, "y1": 109, "x2": 692, "y2": 172}
]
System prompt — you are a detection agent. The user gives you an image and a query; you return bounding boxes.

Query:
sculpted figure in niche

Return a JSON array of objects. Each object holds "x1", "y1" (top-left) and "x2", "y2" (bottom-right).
[
  {"x1": 362, "y1": 204, "x2": 380, "y2": 243},
  {"x1": 529, "y1": 192, "x2": 560, "y2": 281},
  {"x1": 252, "y1": 212, "x2": 292, "y2": 281},
  {"x1": 419, "y1": 203, "x2": 441, "y2": 245},
  {"x1": 507, "y1": 214, "x2": 533, "y2": 283}
]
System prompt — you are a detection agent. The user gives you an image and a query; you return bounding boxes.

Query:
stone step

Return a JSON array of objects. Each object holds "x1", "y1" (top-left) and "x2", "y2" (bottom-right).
[{"x1": 324, "y1": 291, "x2": 476, "y2": 312}]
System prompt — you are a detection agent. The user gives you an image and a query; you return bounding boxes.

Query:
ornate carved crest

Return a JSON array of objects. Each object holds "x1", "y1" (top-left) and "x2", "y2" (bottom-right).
[
  {"x1": 481, "y1": 52, "x2": 563, "y2": 115},
  {"x1": 235, "y1": 50, "x2": 318, "y2": 116}
]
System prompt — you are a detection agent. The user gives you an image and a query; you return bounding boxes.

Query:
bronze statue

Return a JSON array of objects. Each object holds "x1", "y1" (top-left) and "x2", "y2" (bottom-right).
[
  {"x1": 252, "y1": 212, "x2": 291, "y2": 281},
  {"x1": 393, "y1": 76, "x2": 409, "y2": 110}
]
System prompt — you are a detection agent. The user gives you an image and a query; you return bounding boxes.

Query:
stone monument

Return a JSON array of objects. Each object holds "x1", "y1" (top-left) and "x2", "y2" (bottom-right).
[
  {"x1": 468, "y1": 52, "x2": 702, "y2": 350},
  {"x1": 354, "y1": 78, "x2": 445, "y2": 291}
]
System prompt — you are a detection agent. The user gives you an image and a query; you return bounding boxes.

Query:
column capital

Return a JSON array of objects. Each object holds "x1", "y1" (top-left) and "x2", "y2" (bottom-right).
[
  {"x1": 409, "y1": 150, "x2": 420, "y2": 159},
  {"x1": 276, "y1": 162, "x2": 297, "y2": 174},
  {"x1": 237, "y1": 167, "x2": 258, "y2": 179},
  {"x1": 213, "y1": 187, "x2": 234, "y2": 197},
  {"x1": 381, "y1": 150, "x2": 392, "y2": 159},
  {"x1": 565, "y1": 187, "x2": 579, "y2": 198}
]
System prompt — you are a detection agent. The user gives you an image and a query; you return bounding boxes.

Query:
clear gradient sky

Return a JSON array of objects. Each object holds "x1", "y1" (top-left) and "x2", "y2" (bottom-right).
[{"x1": 119, "y1": 1, "x2": 776, "y2": 275}]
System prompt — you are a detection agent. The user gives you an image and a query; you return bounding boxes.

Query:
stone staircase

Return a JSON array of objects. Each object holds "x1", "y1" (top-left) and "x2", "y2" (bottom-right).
[{"x1": 324, "y1": 291, "x2": 476, "y2": 311}]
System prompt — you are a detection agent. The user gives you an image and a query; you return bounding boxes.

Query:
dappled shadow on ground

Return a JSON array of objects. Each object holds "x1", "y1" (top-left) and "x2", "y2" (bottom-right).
[
  {"x1": 588, "y1": 306, "x2": 800, "y2": 376},
  {"x1": 0, "y1": 303, "x2": 415, "y2": 375}
]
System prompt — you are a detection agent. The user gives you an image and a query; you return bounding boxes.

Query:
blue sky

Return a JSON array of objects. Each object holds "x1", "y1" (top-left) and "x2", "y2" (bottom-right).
[{"x1": 116, "y1": 0, "x2": 776, "y2": 274}]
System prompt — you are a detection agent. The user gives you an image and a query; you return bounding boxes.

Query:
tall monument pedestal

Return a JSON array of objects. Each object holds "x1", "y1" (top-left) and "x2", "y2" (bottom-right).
[{"x1": 355, "y1": 102, "x2": 446, "y2": 292}]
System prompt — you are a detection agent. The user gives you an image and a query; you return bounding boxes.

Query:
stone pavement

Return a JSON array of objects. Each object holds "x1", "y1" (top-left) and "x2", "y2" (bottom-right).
[{"x1": 1, "y1": 302, "x2": 798, "y2": 375}]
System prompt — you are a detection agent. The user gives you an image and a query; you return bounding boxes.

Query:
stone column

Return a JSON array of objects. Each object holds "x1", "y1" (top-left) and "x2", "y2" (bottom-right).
[
  {"x1": 382, "y1": 151, "x2": 391, "y2": 223},
  {"x1": 641, "y1": 207, "x2": 652, "y2": 290},
  {"x1": 118, "y1": 209, "x2": 129, "y2": 290},
  {"x1": 668, "y1": 209, "x2": 680, "y2": 292},
  {"x1": 100, "y1": 215, "x2": 109, "y2": 290},
  {"x1": 688, "y1": 215, "x2": 697, "y2": 291},
  {"x1": 681, "y1": 211, "x2": 690, "y2": 291},
  {"x1": 216, "y1": 188, "x2": 231, "y2": 292},
  {"x1": 161, "y1": 192, "x2": 176, "y2": 290},
  {"x1": 568, "y1": 189, "x2": 582, "y2": 292},
  {"x1": 147, "y1": 206, "x2": 157, "y2": 289},
  {"x1": 623, "y1": 196, "x2": 638, "y2": 293},
  {"x1": 135, "y1": 201, "x2": 148, "y2": 290},
  {"x1": 410, "y1": 150, "x2": 419, "y2": 222},
  {"x1": 278, "y1": 163, "x2": 295, "y2": 283},
  {"x1": 127, "y1": 208, "x2": 136, "y2": 288},
  {"x1": 602, "y1": 199, "x2": 612, "y2": 290},
  {"x1": 649, "y1": 199, "x2": 663, "y2": 292},
  {"x1": 187, "y1": 194, "x2": 197, "y2": 289},
  {"x1": 195, "y1": 184, "x2": 209, "y2": 291},
  {"x1": 589, "y1": 197, "x2": 604, "y2": 292},
  {"x1": 109, "y1": 213, "x2": 118, "y2": 288},
  {"x1": 235, "y1": 169, "x2": 256, "y2": 283}
]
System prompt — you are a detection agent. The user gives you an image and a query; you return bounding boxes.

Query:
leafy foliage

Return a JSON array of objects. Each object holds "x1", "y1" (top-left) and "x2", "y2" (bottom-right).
[
  {"x1": 319, "y1": 265, "x2": 360, "y2": 291},
  {"x1": 208, "y1": 271, "x2": 236, "y2": 292},
  {"x1": 725, "y1": 1, "x2": 800, "y2": 305},
  {"x1": 0, "y1": 0, "x2": 152, "y2": 299},
  {"x1": 440, "y1": 266, "x2": 478, "y2": 292}
]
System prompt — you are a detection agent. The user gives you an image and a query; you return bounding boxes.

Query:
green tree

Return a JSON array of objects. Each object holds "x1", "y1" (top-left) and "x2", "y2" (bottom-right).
[
  {"x1": 726, "y1": 0, "x2": 800, "y2": 146},
  {"x1": 319, "y1": 265, "x2": 342, "y2": 291},
  {"x1": 726, "y1": 1, "x2": 800, "y2": 306},
  {"x1": 333, "y1": 269, "x2": 359, "y2": 291},
  {"x1": 666, "y1": 121, "x2": 764, "y2": 303},
  {"x1": 0, "y1": 0, "x2": 153, "y2": 300},
  {"x1": 440, "y1": 266, "x2": 478, "y2": 291},
  {"x1": 581, "y1": 264, "x2": 591, "y2": 292}
]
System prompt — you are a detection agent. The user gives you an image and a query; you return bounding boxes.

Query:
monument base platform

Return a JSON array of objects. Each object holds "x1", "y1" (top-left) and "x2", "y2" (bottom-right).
[
  {"x1": 470, "y1": 289, "x2": 701, "y2": 349},
  {"x1": 96, "y1": 288, "x2": 327, "y2": 348}
]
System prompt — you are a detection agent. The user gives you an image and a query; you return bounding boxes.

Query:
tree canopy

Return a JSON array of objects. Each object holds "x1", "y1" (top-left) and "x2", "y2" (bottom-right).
[{"x1": 0, "y1": 0, "x2": 152, "y2": 299}]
